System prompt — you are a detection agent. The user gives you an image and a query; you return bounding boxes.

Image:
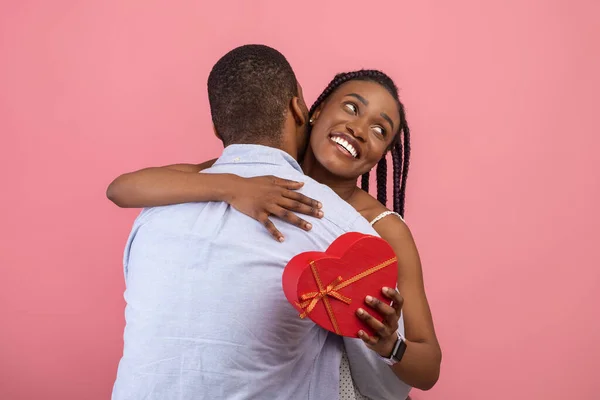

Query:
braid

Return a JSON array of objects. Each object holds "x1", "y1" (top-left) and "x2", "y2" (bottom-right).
[
  {"x1": 397, "y1": 104, "x2": 411, "y2": 217},
  {"x1": 361, "y1": 172, "x2": 370, "y2": 192},
  {"x1": 391, "y1": 141, "x2": 403, "y2": 216},
  {"x1": 376, "y1": 157, "x2": 387, "y2": 205},
  {"x1": 309, "y1": 69, "x2": 411, "y2": 216},
  {"x1": 308, "y1": 70, "x2": 381, "y2": 116}
]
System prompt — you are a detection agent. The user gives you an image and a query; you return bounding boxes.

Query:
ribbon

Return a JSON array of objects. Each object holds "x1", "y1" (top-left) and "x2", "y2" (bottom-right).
[{"x1": 296, "y1": 257, "x2": 397, "y2": 334}]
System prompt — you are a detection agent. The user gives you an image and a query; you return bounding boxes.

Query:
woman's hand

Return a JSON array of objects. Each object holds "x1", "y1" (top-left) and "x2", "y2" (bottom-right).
[
  {"x1": 224, "y1": 175, "x2": 323, "y2": 242},
  {"x1": 355, "y1": 287, "x2": 404, "y2": 358}
]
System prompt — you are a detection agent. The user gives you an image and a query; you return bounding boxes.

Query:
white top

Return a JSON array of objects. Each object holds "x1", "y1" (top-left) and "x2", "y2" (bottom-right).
[
  {"x1": 369, "y1": 210, "x2": 404, "y2": 226},
  {"x1": 340, "y1": 350, "x2": 369, "y2": 400}
]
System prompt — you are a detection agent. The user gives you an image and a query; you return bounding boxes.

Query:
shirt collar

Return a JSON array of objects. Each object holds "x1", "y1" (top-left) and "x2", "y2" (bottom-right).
[{"x1": 213, "y1": 144, "x2": 303, "y2": 173}]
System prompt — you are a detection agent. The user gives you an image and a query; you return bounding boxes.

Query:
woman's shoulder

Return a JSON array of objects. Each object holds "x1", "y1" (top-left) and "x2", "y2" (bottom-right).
[
  {"x1": 349, "y1": 189, "x2": 412, "y2": 244},
  {"x1": 350, "y1": 189, "x2": 402, "y2": 225}
]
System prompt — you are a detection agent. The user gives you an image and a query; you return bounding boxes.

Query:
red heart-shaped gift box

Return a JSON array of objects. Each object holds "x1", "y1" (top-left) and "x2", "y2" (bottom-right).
[{"x1": 282, "y1": 232, "x2": 397, "y2": 338}]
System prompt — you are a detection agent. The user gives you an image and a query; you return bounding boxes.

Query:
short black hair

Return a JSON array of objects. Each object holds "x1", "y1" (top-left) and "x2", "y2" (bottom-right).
[{"x1": 207, "y1": 44, "x2": 298, "y2": 146}]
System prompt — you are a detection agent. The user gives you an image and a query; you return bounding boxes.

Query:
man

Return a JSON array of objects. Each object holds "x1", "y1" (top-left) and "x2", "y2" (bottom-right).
[{"x1": 112, "y1": 44, "x2": 407, "y2": 399}]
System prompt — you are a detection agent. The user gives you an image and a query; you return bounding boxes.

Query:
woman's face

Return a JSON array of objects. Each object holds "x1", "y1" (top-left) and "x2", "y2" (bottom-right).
[{"x1": 309, "y1": 80, "x2": 400, "y2": 180}]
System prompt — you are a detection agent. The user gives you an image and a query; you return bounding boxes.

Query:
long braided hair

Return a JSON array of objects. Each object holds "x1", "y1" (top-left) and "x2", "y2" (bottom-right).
[{"x1": 308, "y1": 70, "x2": 411, "y2": 217}]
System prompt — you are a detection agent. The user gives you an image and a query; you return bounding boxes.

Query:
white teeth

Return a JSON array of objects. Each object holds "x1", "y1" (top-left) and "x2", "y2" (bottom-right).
[{"x1": 330, "y1": 136, "x2": 358, "y2": 158}]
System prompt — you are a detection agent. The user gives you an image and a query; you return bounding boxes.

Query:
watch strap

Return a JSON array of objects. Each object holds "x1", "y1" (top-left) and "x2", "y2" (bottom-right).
[{"x1": 380, "y1": 331, "x2": 407, "y2": 366}]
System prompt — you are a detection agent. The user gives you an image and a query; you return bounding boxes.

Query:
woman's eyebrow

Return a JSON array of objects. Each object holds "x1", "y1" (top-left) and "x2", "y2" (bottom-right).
[
  {"x1": 381, "y1": 112, "x2": 394, "y2": 130},
  {"x1": 346, "y1": 93, "x2": 369, "y2": 106}
]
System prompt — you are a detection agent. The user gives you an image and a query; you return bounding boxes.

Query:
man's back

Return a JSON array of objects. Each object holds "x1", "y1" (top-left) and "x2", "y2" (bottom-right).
[{"x1": 112, "y1": 145, "x2": 378, "y2": 400}]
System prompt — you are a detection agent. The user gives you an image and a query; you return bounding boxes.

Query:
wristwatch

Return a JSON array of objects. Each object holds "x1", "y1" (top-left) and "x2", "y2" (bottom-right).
[{"x1": 380, "y1": 331, "x2": 407, "y2": 366}]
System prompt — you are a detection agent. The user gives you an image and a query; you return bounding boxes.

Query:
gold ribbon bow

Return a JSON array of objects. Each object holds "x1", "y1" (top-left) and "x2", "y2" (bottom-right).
[{"x1": 296, "y1": 257, "x2": 397, "y2": 334}]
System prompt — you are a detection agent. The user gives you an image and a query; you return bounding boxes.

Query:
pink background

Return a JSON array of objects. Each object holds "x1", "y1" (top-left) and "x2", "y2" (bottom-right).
[{"x1": 2, "y1": 1, "x2": 599, "y2": 399}]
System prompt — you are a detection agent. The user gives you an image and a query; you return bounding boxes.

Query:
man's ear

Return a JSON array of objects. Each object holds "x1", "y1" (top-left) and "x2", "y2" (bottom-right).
[
  {"x1": 212, "y1": 124, "x2": 223, "y2": 141},
  {"x1": 291, "y1": 96, "x2": 307, "y2": 127}
]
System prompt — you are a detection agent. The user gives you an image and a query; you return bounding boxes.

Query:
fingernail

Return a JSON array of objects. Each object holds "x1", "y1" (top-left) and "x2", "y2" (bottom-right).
[
  {"x1": 357, "y1": 308, "x2": 364, "y2": 315},
  {"x1": 305, "y1": 223, "x2": 312, "y2": 230},
  {"x1": 317, "y1": 202, "x2": 322, "y2": 208},
  {"x1": 383, "y1": 287, "x2": 392, "y2": 294},
  {"x1": 366, "y1": 295, "x2": 373, "y2": 303},
  {"x1": 316, "y1": 211, "x2": 324, "y2": 218},
  {"x1": 358, "y1": 330, "x2": 365, "y2": 336},
  {"x1": 278, "y1": 236, "x2": 285, "y2": 242}
]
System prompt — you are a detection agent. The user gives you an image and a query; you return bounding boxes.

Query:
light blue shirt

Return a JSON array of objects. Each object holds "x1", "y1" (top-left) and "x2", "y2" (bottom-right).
[{"x1": 112, "y1": 144, "x2": 408, "y2": 400}]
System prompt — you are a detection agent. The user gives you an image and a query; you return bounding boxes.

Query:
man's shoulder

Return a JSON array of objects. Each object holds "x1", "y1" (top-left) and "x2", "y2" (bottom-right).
[
  {"x1": 298, "y1": 179, "x2": 378, "y2": 236},
  {"x1": 135, "y1": 202, "x2": 195, "y2": 221}
]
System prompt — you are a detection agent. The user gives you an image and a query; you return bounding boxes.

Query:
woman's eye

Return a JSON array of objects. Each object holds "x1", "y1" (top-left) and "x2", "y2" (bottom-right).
[
  {"x1": 343, "y1": 102, "x2": 358, "y2": 115},
  {"x1": 372, "y1": 126, "x2": 385, "y2": 136}
]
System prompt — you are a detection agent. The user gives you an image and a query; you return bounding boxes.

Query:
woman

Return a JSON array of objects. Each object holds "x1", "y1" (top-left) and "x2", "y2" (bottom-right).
[{"x1": 107, "y1": 70, "x2": 442, "y2": 398}]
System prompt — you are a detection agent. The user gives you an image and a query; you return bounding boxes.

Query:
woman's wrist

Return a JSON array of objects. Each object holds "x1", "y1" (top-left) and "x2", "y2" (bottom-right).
[
  {"x1": 217, "y1": 173, "x2": 243, "y2": 204},
  {"x1": 377, "y1": 331, "x2": 401, "y2": 358}
]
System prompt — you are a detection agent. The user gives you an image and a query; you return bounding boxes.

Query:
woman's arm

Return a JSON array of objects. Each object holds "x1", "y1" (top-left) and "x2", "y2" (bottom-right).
[
  {"x1": 106, "y1": 160, "x2": 218, "y2": 208},
  {"x1": 374, "y1": 215, "x2": 442, "y2": 390},
  {"x1": 105, "y1": 160, "x2": 324, "y2": 241}
]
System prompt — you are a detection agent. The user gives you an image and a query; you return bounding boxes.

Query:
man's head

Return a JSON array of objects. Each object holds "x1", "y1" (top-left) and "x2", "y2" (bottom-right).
[{"x1": 207, "y1": 45, "x2": 309, "y2": 159}]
